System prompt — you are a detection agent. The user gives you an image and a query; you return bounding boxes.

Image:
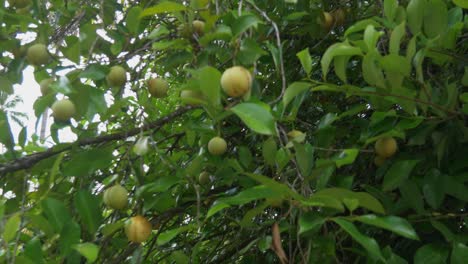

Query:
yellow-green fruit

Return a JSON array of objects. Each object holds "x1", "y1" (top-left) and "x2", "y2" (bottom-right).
[
  {"x1": 106, "y1": 66, "x2": 127, "y2": 87},
  {"x1": 374, "y1": 137, "x2": 397, "y2": 158},
  {"x1": 208, "y1": 136, "x2": 227, "y2": 155},
  {"x1": 39, "y1": 78, "x2": 54, "y2": 96},
  {"x1": 192, "y1": 20, "x2": 205, "y2": 35},
  {"x1": 199, "y1": 171, "x2": 210, "y2": 185},
  {"x1": 332, "y1": 9, "x2": 346, "y2": 26},
  {"x1": 26, "y1": 44, "x2": 49, "y2": 65},
  {"x1": 180, "y1": 90, "x2": 205, "y2": 105},
  {"x1": 374, "y1": 155, "x2": 386, "y2": 167},
  {"x1": 125, "y1": 215, "x2": 152, "y2": 243},
  {"x1": 220, "y1": 66, "x2": 252, "y2": 98},
  {"x1": 51, "y1": 99, "x2": 76, "y2": 122},
  {"x1": 287, "y1": 130, "x2": 305, "y2": 143},
  {"x1": 148, "y1": 78, "x2": 168, "y2": 98},
  {"x1": 9, "y1": 0, "x2": 31, "y2": 8},
  {"x1": 322, "y1": 12, "x2": 334, "y2": 30},
  {"x1": 103, "y1": 184, "x2": 128, "y2": 210}
]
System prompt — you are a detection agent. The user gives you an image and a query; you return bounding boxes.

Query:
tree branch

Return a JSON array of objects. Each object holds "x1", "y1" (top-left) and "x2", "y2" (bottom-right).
[{"x1": 0, "y1": 106, "x2": 196, "y2": 176}]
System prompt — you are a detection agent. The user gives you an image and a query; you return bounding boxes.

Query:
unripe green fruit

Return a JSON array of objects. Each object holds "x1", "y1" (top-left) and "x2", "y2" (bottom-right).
[
  {"x1": 199, "y1": 171, "x2": 210, "y2": 185},
  {"x1": 220, "y1": 66, "x2": 252, "y2": 98},
  {"x1": 148, "y1": 78, "x2": 168, "y2": 98},
  {"x1": 208, "y1": 136, "x2": 227, "y2": 155},
  {"x1": 51, "y1": 99, "x2": 76, "y2": 122},
  {"x1": 106, "y1": 66, "x2": 127, "y2": 87},
  {"x1": 287, "y1": 130, "x2": 305, "y2": 143},
  {"x1": 26, "y1": 44, "x2": 49, "y2": 66},
  {"x1": 374, "y1": 137, "x2": 397, "y2": 158},
  {"x1": 125, "y1": 215, "x2": 152, "y2": 243},
  {"x1": 180, "y1": 90, "x2": 205, "y2": 105},
  {"x1": 39, "y1": 78, "x2": 54, "y2": 96},
  {"x1": 192, "y1": 20, "x2": 205, "y2": 35},
  {"x1": 374, "y1": 155, "x2": 386, "y2": 167},
  {"x1": 103, "y1": 184, "x2": 128, "y2": 210}
]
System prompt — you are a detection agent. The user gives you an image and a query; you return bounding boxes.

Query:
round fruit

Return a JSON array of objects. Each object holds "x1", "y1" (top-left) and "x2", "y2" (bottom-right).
[
  {"x1": 287, "y1": 130, "x2": 305, "y2": 143},
  {"x1": 39, "y1": 78, "x2": 54, "y2": 96},
  {"x1": 208, "y1": 136, "x2": 227, "y2": 155},
  {"x1": 103, "y1": 184, "x2": 128, "y2": 210},
  {"x1": 147, "y1": 78, "x2": 168, "y2": 98},
  {"x1": 199, "y1": 171, "x2": 210, "y2": 185},
  {"x1": 332, "y1": 9, "x2": 346, "y2": 26},
  {"x1": 374, "y1": 155, "x2": 386, "y2": 167},
  {"x1": 220, "y1": 66, "x2": 252, "y2": 98},
  {"x1": 322, "y1": 12, "x2": 334, "y2": 30},
  {"x1": 180, "y1": 90, "x2": 205, "y2": 105},
  {"x1": 192, "y1": 20, "x2": 205, "y2": 35},
  {"x1": 26, "y1": 44, "x2": 49, "y2": 66},
  {"x1": 51, "y1": 99, "x2": 76, "y2": 122},
  {"x1": 125, "y1": 215, "x2": 152, "y2": 243},
  {"x1": 106, "y1": 66, "x2": 127, "y2": 87},
  {"x1": 374, "y1": 137, "x2": 397, "y2": 158}
]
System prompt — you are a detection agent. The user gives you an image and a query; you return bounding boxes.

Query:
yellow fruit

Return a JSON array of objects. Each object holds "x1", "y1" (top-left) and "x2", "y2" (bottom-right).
[
  {"x1": 332, "y1": 9, "x2": 346, "y2": 26},
  {"x1": 220, "y1": 66, "x2": 252, "y2": 98},
  {"x1": 147, "y1": 78, "x2": 168, "y2": 98},
  {"x1": 208, "y1": 136, "x2": 227, "y2": 155},
  {"x1": 322, "y1": 12, "x2": 334, "y2": 30},
  {"x1": 192, "y1": 20, "x2": 205, "y2": 35},
  {"x1": 106, "y1": 66, "x2": 127, "y2": 87},
  {"x1": 26, "y1": 44, "x2": 49, "y2": 66},
  {"x1": 199, "y1": 171, "x2": 210, "y2": 185},
  {"x1": 103, "y1": 184, "x2": 128, "y2": 210},
  {"x1": 374, "y1": 137, "x2": 397, "y2": 158},
  {"x1": 287, "y1": 130, "x2": 305, "y2": 143},
  {"x1": 39, "y1": 78, "x2": 54, "y2": 96},
  {"x1": 51, "y1": 99, "x2": 76, "y2": 122},
  {"x1": 180, "y1": 90, "x2": 205, "y2": 105},
  {"x1": 125, "y1": 215, "x2": 152, "y2": 243},
  {"x1": 374, "y1": 155, "x2": 386, "y2": 167}
]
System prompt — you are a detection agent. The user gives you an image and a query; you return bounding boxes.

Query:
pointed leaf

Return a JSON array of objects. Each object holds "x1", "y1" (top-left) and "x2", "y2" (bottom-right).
[
  {"x1": 231, "y1": 102, "x2": 276, "y2": 135},
  {"x1": 355, "y1": 214, "x2": 419, "y2": 240}
]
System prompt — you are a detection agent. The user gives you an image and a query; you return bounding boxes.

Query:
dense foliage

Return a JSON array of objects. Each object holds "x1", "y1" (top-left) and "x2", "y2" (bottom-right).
[{"x1": 1, "y1": 0, "x2": 468, "y2": 263}]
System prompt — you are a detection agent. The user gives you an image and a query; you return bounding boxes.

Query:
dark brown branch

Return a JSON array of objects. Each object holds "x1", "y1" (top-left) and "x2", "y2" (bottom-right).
[{"x1": 0, "y1": 106, "x2": 196, "y2": 176}]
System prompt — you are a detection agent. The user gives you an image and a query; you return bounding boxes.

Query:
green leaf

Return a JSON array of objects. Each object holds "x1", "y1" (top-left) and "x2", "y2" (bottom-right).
[
  {"x1": 333, "y1": 218, "x2": 384, "y2": 261},
  {"x1": 423, "y1": 0, "x2": 448, "y2": 38},
  {"x1": 444, "y1": 175, "x2": 468, "y2": 202},
  {"x1": 63, "y1": 147, "x2": 114, "y2": 176},
  {"x1": 453, "y1": 0, "x2": 468, "y2": 8},
  {"x1": 315, "y1": 188, "x2": 385, "y2": 214},
  {"x1": 73, "y1": 243, "x2": 99, "y2": 262},
  {"x1": 262, "y1": 137, "x2": 277, "y2": 166},
  {"x1": 299, "y1": 213, "x2": 326, "y2": 235},
  {"x1": 219, "y1": 185, "x2": 279, "y2": 205},
  {"x1": 79, "y1": 65, "x2": 107, "y2": 80},
  {"x1": 334, "y1": 56, "x2": 351, "y2": 83},
  {"x1": 414, "y1": 244, "x2": 449, "y2": 264},
  {"x1": 355, "y1": 214, "x2": 419, "y2": 240},
  {"x1": 333, "y1": 149, "x2": 359, "y2": 168},
  {"x1": 423, "y1": 170, "x2": 445, "y2": 209},
  {"x1": 389, "y1": 22, "x2": 406, "y2": 54},
  {"x1": 140, "y1": 2, "x2": 187, "y2": 17},
  {"x1": 0, "y1": 111, "x2": 15, "y2": 151},
  {"x1": 399, "y1": 180, "x2": 425, "y2": 214},
  {"x1": 24, "y1": 238, "x2": 44, "y2": 263},
  {"x1": 294, "y1": 142, "x2": 314, "y2": 177},
  {"x1": 321, "y1": 42, "x2": 362, "y2": 80},
  {"x1": 232, "y1": 14, "x2": 261, "y2": 37},
  {"x1": 383, "y1": 160, "x2": 419, "y2": 192},
  {"x1": 194, "y1": 66, "x2": 221, "y2": 106},
  {"x1": 231, "y1": 102, "x2": 276, "y2": 135},
  {"x1": 126, "y1": 7, "x2": 142, "y2": 35},
  {"x1": 59, "y1": 220, "x2": 81, "y2": 256},
  {"x1": 0, "y1": 76, "x2": 13, "y2": 94},
  {"x1": 41, "y1": 198, "x2": 72, "y2": 233},
  {"x1": 380, "y1": 54, "x2": 411, "y2": 76},
  {"x1": 344, "y1": 19, "x2": 382, "y2": 36},
  {"x1": 157, "y1": 225, "x2": 192, "y2": 246},
  {"x1": 452, "y1": 243, "x2": 468, "y2": 264},
  {"x1": 384, "y1": 0, "x2": 398, "y2": 22},
  {"x1": 240, "y1": 202, "x2": 268, "y2": 227},
  {"x1": 244, "y1": 173, "x2": 303, "y2": 201},
  {"x1": 206, "y1": 202, "x2": 230, "y2": 218},
  {"x1": 296, "y1": 48, "x2": 312, "y2": 76},
  {"x1": 74, "y1": 190, "x2": 102, "y2": 235},
  {"x1": 3, "y1": 213, "x2": 20, "y2": 243},
  {"x1": 282, "y1": 82, "x2": 310, "y2": 109},
  {"x1": 407, "y1": 0, "x2": 426, "y2": 35},
  {"x1": 62, "y1": 36, "x2": 80, "y2": 64}
]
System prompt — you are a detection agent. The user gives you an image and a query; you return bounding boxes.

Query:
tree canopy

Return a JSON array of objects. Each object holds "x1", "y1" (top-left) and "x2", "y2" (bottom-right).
[{"x1": 1, "y1": 0, "x2": 468, "y2": 263}]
